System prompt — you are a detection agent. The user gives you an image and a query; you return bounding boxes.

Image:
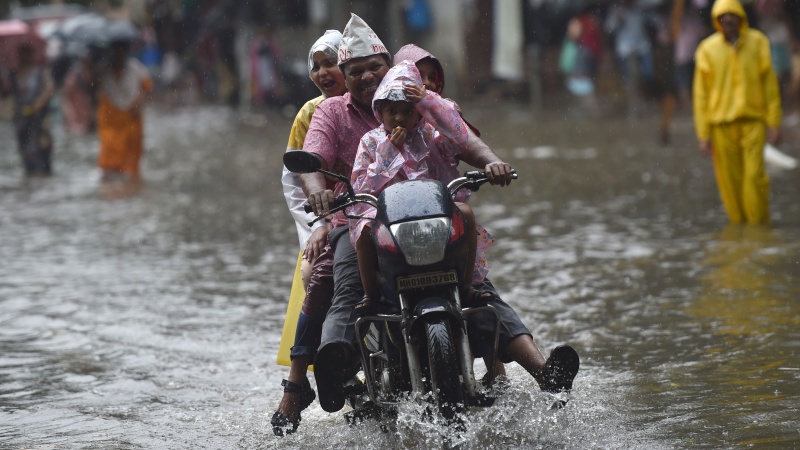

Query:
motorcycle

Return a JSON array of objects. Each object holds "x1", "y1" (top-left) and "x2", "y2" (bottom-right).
[{"x1": 284, "y1": 151, "x2": 517, "y2": 425}]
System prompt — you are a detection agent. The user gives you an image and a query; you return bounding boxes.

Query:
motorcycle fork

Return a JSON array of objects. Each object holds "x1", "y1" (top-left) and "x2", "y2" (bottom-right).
[
  {"x1": 398, "y1": 292, "x2": 426, "y2": 396},
  {"x1": 451, "y1": 286, "x2": 479, "y2": 400},
  {"x1": 460, "y1": 299, "x2": 502, "y2": 389},
  {"x1": 401, "y1": 287, "x2": 487, "y2": 402},
  {"x1": 354, "y1": 294, "x2": 427, "y2": 403}
]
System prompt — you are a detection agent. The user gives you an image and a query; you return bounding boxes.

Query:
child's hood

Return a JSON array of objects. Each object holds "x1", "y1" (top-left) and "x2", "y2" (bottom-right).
[
  {"x1": 393, "y1": 44, "x2": 445, "y2": 94},
  {"x1": 371, "y1": 60, "x2": 423, "y2": 122},
  {"x1": 711, "y1": 0, "x2": 749, "y2": 33}
]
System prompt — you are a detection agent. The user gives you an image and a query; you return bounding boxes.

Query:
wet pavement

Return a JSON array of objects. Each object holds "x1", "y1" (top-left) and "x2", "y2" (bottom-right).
[{"x1": 1, "y1": 98, "x2": 798, "y2": 449}]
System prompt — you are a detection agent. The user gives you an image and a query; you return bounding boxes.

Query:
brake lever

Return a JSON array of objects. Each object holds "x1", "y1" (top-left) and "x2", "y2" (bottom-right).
[{"x1": 305, "y1": 199, "x2": 358, "y2": 227}]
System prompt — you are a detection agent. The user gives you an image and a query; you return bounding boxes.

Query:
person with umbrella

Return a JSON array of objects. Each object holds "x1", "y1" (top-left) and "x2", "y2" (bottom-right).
[
  {"x1": 1, "y1": 41, "x2": 55, "y2": 176},
  {"x1": 95, "y1": 33, "x2": 152, "y2": 183}
]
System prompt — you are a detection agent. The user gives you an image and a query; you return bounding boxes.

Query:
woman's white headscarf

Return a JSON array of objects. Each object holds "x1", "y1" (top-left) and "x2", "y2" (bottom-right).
[{"x1": 307, "y1": 29, "x2": 342, "y2": 77}]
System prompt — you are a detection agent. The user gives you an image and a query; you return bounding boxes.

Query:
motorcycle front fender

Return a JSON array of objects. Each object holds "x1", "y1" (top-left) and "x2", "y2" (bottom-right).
[{"x1": 408, "y1": 296, "x2": 462, "y2": 334}]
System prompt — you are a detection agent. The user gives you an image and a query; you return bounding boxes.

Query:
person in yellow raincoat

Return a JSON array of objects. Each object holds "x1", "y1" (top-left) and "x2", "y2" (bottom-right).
[
  {"x1": 97, "y1": 40, "x2": 153, "y2": 182},
  {"x1": 272, "y1": 30, "x2": 346, "y2": 436},
  {"x1": 693, "y1": 0, "x2": 782, "y2": 225}
]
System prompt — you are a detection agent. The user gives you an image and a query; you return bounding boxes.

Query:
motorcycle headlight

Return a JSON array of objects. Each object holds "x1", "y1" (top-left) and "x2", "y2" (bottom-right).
[{"x1": 390, "y1": 217, "x2": 451, "y2": 266}]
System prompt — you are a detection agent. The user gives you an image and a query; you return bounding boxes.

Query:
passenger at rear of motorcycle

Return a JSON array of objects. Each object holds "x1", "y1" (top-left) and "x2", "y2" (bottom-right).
[
  {"x1": 272, "y1": 29, "x2": 346, "y2": 437},
  {"x1": 393, "y1": 43, "x2": 482, "y2": 137},
  {"x1": 348, "y1": 60, "x2": 483, "y2": 316}
]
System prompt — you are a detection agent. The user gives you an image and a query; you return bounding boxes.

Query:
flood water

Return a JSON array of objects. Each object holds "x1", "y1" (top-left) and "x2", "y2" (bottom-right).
[{"x1": 1, "y1": 100, "x2": 798, "y2": 449}]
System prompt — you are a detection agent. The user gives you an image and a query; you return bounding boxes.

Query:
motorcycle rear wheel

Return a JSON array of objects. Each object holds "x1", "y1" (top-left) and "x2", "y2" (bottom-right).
[{"x1": 425, "y1": 317, "x2": 465, "y2": 421}]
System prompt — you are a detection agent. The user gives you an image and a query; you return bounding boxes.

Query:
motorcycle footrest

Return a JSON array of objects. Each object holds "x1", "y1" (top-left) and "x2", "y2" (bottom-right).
[
  {"x1": 342, "y1": 382, "x2": 367, "y2": 398},
  {"x1": 470, "y1": 392, "x2": 497, "y2": 407},
  {"x1": 344, "y1": 402, "x2": 396, "y2": 426}
]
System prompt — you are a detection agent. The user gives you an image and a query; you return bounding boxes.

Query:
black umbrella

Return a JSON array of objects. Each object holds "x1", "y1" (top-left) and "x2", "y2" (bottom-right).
[
  {"x1": 53, "y1": 13, "x2": 139, "y2": 56},
  {"x1": 53, "y1": 13, "x2": 108, "y2": 47},
  {"x1": 104, "y1": 19, "x2": 139, "y2": 43}
]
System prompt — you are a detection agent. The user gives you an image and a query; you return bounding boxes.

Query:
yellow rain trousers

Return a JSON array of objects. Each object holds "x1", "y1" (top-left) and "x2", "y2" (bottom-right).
[
  {"x1": 710, "y1": 120, "x2": 770, "y2": 224},
  {"x1": 693, "y1": 0, "x2": 781, "y2": 225}
]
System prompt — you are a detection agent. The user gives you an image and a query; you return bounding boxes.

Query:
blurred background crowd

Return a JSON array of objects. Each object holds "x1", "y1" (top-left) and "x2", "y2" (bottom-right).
[{"x1": 1, "y1": 0, "x2": 800, "y2": 140}]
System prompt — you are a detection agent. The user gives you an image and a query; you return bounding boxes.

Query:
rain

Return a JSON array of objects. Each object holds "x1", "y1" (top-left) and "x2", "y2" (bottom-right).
[{"x1": 1, "y1": 1, "x2": 799, "y2": 449}]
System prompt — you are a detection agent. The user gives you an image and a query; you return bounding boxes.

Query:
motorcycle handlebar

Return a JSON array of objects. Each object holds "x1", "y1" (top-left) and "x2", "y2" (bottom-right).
[
  {"x1": 302, "y1": 192, "x2": 354, "y2": 214},
  {"x1": 301, "y1": 170, "x2": 517, "y2": 221},
  {"x1": 462, "y1": 170, "x2": 518, "y2": 181},
  {"x1": 448, "y1": 169, "x2": 518, "y2": 196}
]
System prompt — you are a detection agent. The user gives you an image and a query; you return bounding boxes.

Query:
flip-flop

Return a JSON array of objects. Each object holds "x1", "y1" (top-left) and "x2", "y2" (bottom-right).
[
  {"x1": 541, "y1": 344, "x2": 580, "y2": 394},
  {"x1": 354, "y1": 295, "x2": 381, "y2": 317},
  {"x1": 462, "y1": 288, "x2": 500, "y2": 307},
  {"x1": 314, "y1": 343, "x2": 349, "y2": 413}
]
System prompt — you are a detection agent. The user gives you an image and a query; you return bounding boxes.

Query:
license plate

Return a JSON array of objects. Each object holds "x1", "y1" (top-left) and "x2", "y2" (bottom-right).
[{"x1": 397, "y1": 270, "x2": 458, "y2": 291}]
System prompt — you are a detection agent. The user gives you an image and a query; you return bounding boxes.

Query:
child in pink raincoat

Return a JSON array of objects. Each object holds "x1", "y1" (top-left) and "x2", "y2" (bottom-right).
[
  {"x1": 390, "y1": 44, "x2": 494, "y2": 272},
  {"x1": 392, "y1": 44, "x2": 506, "y2": 379},
  {"x1": 349, "y1": 60, "x2": 490, "y2": 314}
]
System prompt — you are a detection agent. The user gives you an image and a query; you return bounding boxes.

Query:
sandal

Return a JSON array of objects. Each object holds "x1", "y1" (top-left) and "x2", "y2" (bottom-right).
[
  {"x1": 461, "y1": 288, "x2": 500, "y2": 307},
  {"x1": 271, "y1": 378, "x2": 316, "y2": 436},
  {"x1": 540, "y1": 345, "x2": 580, "y2": 408},
  {"x1": 354, "y1": 294, "x2": 381, "y2": 317}
]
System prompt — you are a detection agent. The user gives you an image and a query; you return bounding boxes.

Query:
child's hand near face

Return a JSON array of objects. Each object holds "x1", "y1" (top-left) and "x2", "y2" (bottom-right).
[
  {"x1": 389, "y1": 126, "x2": 407, "y2": 148},
  {"x1": 404, "y1": 83, "x2": 426, "y2": 103}
]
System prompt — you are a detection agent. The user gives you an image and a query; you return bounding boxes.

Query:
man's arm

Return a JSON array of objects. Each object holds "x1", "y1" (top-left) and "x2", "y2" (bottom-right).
[
  {"x1": 458, "y1": 130, "x2": 514, "y2": 186},
  {"x1": 0, "y1": 69, "x2": 10, "y2": 97},
  {"x1": 300, "y1": 103, "x2": 336, "y2": 216},
  {"x1": 32, "y1": 72, "x2": 55, "y2": 114},
  {"x1": 760, "y1": 36, "x2": 782, "y2": 144},
  {"x1": 299, "y1": 155, "x2": 335, "y2": 216},
  {"x1": 693, "y1": 45, "x2": 712, "y2": 155}
]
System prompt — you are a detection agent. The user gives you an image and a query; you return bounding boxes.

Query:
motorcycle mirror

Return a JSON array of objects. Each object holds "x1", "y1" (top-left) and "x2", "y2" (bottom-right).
[{"x1": 283, "y1": 151, "x2": 321, "y2": 174}]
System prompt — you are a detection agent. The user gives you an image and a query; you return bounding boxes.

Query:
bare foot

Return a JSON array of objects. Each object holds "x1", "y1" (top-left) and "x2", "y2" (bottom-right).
[{"x1": 276, "y1": 390, "x2": 303, "y2": 422}]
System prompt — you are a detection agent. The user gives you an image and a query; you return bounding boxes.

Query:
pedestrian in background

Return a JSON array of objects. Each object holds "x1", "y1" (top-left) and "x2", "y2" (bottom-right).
[
  {"x1": 96, "y1": 39, "x2": 153, "y2": 183},
  {"x1": 693, "y1": 0, "x2": 782, "y2": 225},
  {"x1": 561, "y1": 6, "x2": 603, "y2": 112},
  {"x1": 0, "y1": 43, "x2": 55, "y2": 177},
  {"x1": 61, "y1": 50, "x2": 96, "y2": 136},
  {"x1": 605, "y1": 0, "x2": 658, "y2": 115},
  {"x1": 249, "y1": 23, "x2": 285, "y2": 109},
  {"x1": 753, "y1": 0, "x2": 794, "y2": 104},
  {"x1": 670, "y1": 0, "x2": 712, "y2": 107}
]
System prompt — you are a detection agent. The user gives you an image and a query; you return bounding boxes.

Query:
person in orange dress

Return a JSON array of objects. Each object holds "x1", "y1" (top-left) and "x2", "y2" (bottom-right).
[{"x1": 97, "y1": 40, "x2": 153, "y2": 182}]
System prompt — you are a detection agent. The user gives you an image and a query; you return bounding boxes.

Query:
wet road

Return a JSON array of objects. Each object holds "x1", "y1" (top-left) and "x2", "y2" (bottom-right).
[{"x1": 1, "y1": 100, "x2": 798, "y2": 449}]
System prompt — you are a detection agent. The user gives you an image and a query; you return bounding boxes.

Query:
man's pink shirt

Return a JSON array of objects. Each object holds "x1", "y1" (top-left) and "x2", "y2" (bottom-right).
[{"x1": 303, "y1": 92, "x2": 380, "y2": 228}]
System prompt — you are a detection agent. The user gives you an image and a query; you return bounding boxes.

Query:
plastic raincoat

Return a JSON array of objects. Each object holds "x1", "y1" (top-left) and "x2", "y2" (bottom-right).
[
  {"x1": 394, "y1": 43, "x2": 481, "y2": 136},
  {"x1": 692, "y1": 0, "x2": 781, "y2": 224}
]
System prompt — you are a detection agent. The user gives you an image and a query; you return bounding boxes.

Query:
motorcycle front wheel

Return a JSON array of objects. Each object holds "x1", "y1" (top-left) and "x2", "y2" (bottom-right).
[{"x1": 424, "y1": 317, "x2": 465, "y2": 421}]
